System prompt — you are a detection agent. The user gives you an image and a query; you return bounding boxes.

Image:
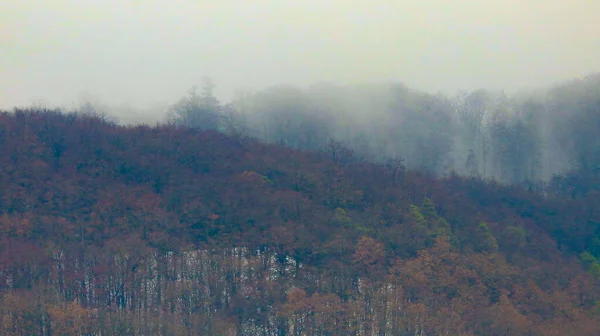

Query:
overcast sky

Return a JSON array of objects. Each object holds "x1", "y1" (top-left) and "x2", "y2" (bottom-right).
[{"x1": 2, "y1": 0, "x2": 599, "y2": 111}]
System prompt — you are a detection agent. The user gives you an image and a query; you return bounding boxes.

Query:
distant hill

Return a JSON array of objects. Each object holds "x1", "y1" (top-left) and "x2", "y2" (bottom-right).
[{"x1": 0, "y1": 108, "x2": 599, "y2": 335}]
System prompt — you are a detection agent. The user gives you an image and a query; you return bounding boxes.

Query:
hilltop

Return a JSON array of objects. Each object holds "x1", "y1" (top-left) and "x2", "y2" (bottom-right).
[{"x1": 0, "y1": 108, "x2": 599, "y2": 335}]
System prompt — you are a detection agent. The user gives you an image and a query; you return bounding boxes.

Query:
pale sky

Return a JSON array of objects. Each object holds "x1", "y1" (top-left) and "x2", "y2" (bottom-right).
[{"x1": 1, "y1": 0, "x2": 599, "y2": 110}]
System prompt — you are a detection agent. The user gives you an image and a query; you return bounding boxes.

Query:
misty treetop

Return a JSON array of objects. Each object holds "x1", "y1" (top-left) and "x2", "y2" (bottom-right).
[
  {"x1": 164, "y1": 73, "x2": 600, "y2": 191},
  {"x1": 166, "y1": 77, "x2": 222, "y2": 130}
]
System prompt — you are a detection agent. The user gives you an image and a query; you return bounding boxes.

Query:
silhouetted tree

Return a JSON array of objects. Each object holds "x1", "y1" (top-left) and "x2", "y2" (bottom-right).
[{"x1": 167, "y1": 77, "x2": 221, "y2": 130}]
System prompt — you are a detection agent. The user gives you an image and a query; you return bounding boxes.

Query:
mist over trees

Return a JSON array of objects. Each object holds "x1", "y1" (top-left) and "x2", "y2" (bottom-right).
[
  {"x1": 2, "y1": 107, "x2": 600, "y2": 335},
  {"x1": 23, "y1": 72, "x2": 598, "y2": 194},
  {"x1": 1, "y1": 73, "x2": 600, "y2": 335},
  {"x1": 164, "y1": 73, "x2": 600, "y2": 193},
  {"x1": 166, "y1": 78, "x2": 221, "y2": 131}
]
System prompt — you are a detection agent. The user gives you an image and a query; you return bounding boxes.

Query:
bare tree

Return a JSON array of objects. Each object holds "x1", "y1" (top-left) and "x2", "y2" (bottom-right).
[
  {"x1": 167, "y1": 77, "x2": 221, "y2": 130},
  {"x1": 385, "y1": 156, "x2": 406, "y2": 185},
  {"x1": 327, "y1": 138, "x2": 355, "y2": 166}
]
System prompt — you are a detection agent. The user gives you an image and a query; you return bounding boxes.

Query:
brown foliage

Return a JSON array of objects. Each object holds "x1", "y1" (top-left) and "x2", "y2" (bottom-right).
[{"x1": 0, "y1": 109, "x2": 599, "y2": 335}]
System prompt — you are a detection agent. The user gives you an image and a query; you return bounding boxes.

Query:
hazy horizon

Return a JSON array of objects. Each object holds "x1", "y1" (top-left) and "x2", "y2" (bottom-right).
[{"x1": 2, "y1": 0, "x2": 599, "y2": 112}]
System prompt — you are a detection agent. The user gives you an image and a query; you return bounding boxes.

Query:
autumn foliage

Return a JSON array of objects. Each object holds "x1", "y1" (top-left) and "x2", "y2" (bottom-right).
[{"x1": 0, "y1": 108, "x2": 599, "y2": 335}]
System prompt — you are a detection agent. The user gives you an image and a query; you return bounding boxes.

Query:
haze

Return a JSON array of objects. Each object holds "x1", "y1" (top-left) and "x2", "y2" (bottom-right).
[{"x1": 2, "y1": 0, "x2": 599, "y2": 112}]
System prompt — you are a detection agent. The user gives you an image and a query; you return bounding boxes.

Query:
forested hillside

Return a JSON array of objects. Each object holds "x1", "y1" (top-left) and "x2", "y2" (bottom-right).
[
  {"x1": 152, "y1": 73, "x2": 600, "y2": 189},
  {"x1": 1, "y1": 107, "x2": 600, "y2": 335}
]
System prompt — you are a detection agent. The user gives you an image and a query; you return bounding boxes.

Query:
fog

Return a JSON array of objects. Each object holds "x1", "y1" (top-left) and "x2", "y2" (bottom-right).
[{"x1": 2, "y1": 0, "x2": 599, "y2": 113}]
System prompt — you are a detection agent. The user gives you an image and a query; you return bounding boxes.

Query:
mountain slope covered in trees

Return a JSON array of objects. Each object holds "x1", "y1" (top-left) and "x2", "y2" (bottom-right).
[
  {"x1": 147, "y1": 73, "x2": 600, "y2": 190},
  {"x1": 0, "y1": 108, "x2": 600, "y2": 335}
]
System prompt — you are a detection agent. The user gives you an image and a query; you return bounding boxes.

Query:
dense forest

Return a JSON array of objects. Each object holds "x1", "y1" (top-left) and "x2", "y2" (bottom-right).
[
  {"x1": 1, "y1": 74, "x2": 600, "y2": 335},
  {"x1": 153, "y1": 74, "x2": 600, "y2": 186}
]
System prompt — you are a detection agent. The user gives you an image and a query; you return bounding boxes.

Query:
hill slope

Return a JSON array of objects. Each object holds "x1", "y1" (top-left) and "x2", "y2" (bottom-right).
[{"x1": 0, "y1": 109, "x2": 599, "y2": 335}]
